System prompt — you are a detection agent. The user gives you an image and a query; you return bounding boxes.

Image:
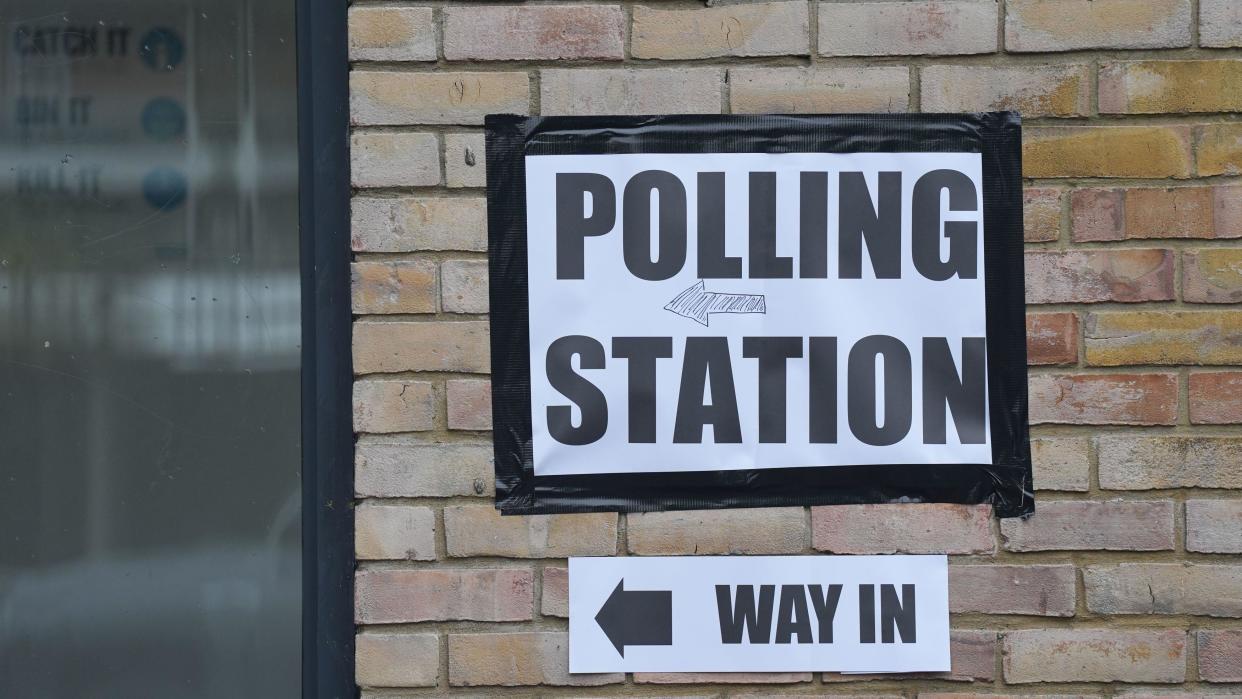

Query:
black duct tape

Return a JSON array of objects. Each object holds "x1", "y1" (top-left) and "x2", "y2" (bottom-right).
[{"x1": 485, "y1": 113, "x2": 1032, "y2": 518}]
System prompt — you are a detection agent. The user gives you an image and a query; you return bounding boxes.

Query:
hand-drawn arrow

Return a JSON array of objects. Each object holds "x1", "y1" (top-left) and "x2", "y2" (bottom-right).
[
  {"x1": 595, "y1": 579, "x2": 673, "y2": 657},
  {"x1": 664, "y1": 280, "x2": 766, "y2": 327}
]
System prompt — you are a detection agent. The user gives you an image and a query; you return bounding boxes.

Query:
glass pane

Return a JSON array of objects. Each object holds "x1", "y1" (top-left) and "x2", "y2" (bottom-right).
[{"x1": 0, "y1": 2, "x2": 302, "y2": 696}]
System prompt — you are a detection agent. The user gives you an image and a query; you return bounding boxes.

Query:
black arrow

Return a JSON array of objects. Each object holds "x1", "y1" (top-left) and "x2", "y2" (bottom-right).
[
  {"x1": 594, "y1": 579, "x2": 673, "y2": 657},
  {"x1": 664, "y1": 280, "x2": 766, "y2": 326}
]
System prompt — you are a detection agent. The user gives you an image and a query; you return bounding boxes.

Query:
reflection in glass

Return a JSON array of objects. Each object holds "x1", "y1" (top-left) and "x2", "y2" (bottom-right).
[{"x1": 0, "y1": 2, "x2": 302, "y2": 696}]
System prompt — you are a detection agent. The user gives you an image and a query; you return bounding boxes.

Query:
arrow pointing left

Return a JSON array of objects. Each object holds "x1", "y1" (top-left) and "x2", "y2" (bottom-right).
[{"x1": 594, "y1": 579, "x2": 673, "y2": 657}]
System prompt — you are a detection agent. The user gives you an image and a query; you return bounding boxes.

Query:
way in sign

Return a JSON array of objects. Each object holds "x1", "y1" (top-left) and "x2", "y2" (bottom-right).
[{"x1": 569, "y1": 555, "x2": 950, "y2": 673}]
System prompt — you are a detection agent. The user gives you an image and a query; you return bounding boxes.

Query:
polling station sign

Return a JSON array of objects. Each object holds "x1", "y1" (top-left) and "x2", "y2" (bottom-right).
[
  {"x1": 569, "y1": 555, "x2": 950, "y2": 673},
  {"x1": 485, "y1": 113, "x2": 1031, "y2": 517}
]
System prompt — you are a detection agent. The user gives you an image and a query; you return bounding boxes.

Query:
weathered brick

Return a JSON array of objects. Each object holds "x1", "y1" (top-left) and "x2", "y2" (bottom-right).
[
  {"x1": 811, "y1": 504, "x2": 993, "y2": 554},
  {"x1": 1098, "y1": 436, "x2": 1242, "y2": 489},
  {"x1": 348, "y1": 6, "x2": 435, "y2": 62},
  {"x1": 541, "y1": 566, "x2": 568, "y2": 617},
  {"x1": 822, "y1": 630, "x2": 996, "y2": 682},
  {"x1": 356, "y1": 633, "x2": 439, "y2": 688},
  {"x1": 355, "y1": 442, "x2": 494, "y2": 498},
  {"x1": 356, "y1": 568, "x2": 534, "y2": 623},
  {"x1": 441, "y1": 259, "x2": 488, "y2": 314},
  {"x1": 445, "y1": 506, "x2": 617, "y2": 558},
  {"x1": 627, "y1": 507, "x2": 807, "y2": 555},
  {"x1": 1198, "y1": 629, "x2": 1242, "y2": 682},
  {"x1": 445, "y1": 133, "x2": 486, "y2": 188},
  {"x1": 922, "y1": 65, "x2": 1089, "y2": 117},
  {"x1": 1185, "y1": 250, "x2": 1242, "y2": 304},
  {"x1": 1085, "y1": 563, "x2": 1242, "y2": 617},
  {"x1": 443, "y1": 5, "x2": 624, "y2": 61},
  {"x1": 448, "y1": 632, "x2": 622, "y2": 686},
  {"x1": 353, "y1": 379, "x2": 436, "y2": 434},
  {"x1": 351, "y1": 132, "x2": 439, "y2": 188},
  {"x1": 1028, "y1": 373, "x2": 1178, "y2": 426},
  {"x1": 351, "y1": 197, "x2": 487, "y2": 253},
  {"x1": 1191, "y1": 371, "x2": 1242, "y2": 422},
  {"x1": 447, "y1": 379, "x2": 492, "y2": 431},
  {"x1": 818, "y1": 1, "x2": 998, "y2": 56},
  {"x1": 354, "y1": 321, "x2": 490, "y2": 374},
  {"x1": 355, "y1": 502, "x2": 436, "y2": 561},
  {"x1": 1202, "y1": 0, "x2": 1242, "y2": 47},
  {"x1": 729, "y1": 67, "x2": 909, "y2": 113},
  {"x1": 1031, "y1": 437, "x2": 1090, "y2": 491},
  {"x1": 1085, "y1": 310, "x2": 1242, "y2": 366},
  {"x1": 1070, "y1": 188, "x2": 1125, "y2": 241},
  {"x1": 1027, "y1": 313, "x2": 1078, "y2": 366},
  {"x1": 541, "y1": 68, "x2": 722, "y2": 116},
  {"x1": 633, "y1": 2, "x2": 809, "y2": 60},
  {"x1": 1023, "y1": 187, "x2": 1063, "y2": 242},
  {"x1": 1070, "y1": 186, "x2": 1238, "y2": 241},
  {"x1": 351, "y1": 259, "x2": 437, "y2": 316},
  {"x1": 1197, "y1": 124, "x2": 1242, "y2": 176},
  {"x1": 1025, "y1": 249, "x2": 1174, "y2": 304},
  {"x1": 1000, "y1": 500, "x2": 1175, "y2": 551},
  {"x1": 1002, "y1": 629, "x2": 1187, "y2": 683},
  {"x1": 1023, "y1": 126, "x2": 1193, "y2": 178},
  {"x1": 1006, "y1": 0, "x2": 1191, "y2": 52},
  {"x1": 950, "y1": 564, "x2": 1076, "y2": 616},
  {"x1": 351, "y1": 72, "x2": 528, "y2": 126},
  {"x1": 1187, "y1": 499, "x2": 1242, "y2": 553},
  {"x1": 1100, "y1": 60, "x2": 1242, "y2": 113},
  {"x1": 635, "y1": 672, "x2": 812, "y2": 684}
]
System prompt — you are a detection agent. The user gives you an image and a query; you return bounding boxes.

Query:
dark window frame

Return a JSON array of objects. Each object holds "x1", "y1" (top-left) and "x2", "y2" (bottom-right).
[{"x1": 296, "y1": 0, "x2": 354, "y2": 697}]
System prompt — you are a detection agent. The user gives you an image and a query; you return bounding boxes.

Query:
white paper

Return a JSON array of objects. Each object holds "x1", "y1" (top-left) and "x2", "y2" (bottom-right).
[
  {"x1": 525, "y1": 152, "x2": 990, "y2": 476},
  {"x1": 569, "y1": 554, "x2": 951, "y2": 673}
]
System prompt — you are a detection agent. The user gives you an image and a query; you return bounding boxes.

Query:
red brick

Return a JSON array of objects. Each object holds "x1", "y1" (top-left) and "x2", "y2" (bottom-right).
[
  {"x1": 1027, "y1": 313, "x2": 1078, "y2": 366},
  {"x1": 949, "y1": 565, "x2": 1077, "y2": 616},
  {"x1": 812, "y1": 504, "x2": 993, "y2": 554},
  {"x1": 1198, "y1": 629, "x2": 1242, "y2": 682},
  {"x1": 1071, "y1": 186, "x2": 1238, "y2": 241},
  {"x1": 356, "y1": 568, "x2": 533, "y2": 624},
  {"x1": 442, "y1": 5, "x2": 624, "y2": 61},
  {"x1": 1003, "y1": 629, "x2": 1187, "y2": 683},
  {"x1": 1028, "y1": 373, "x2": 1178, "y2": 425},
  {"x1": 1000, "y1": 500, "x2": 1175, "y2": 551},
  {"x1": 1186, "y1": 499, "x2": 1242, "y2": 553},
  {"x1": 447, "y1": 378, "x2": 492, "y2": 431},
  {"x1": 1025, "y1": 250, "x2": 1175, "y2": 304},
  {"x1": 1190, "y1": 372, "x2": 1242, "y2": 423}
]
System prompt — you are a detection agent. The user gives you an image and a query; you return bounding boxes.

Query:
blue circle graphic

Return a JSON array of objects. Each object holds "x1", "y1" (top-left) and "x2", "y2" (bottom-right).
[
  {"x1": 143, "y1": 168, "x2": 188, "y2": 210},
  {"x1": 141, "y1": 98, "x2": 186, "y2": 141}
]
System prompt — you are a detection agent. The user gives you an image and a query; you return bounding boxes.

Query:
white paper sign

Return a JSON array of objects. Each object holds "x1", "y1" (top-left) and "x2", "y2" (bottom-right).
[
  {"x1": 524, "y1": 152, "x2": 989, "y2": 477},
  {"x1": 569, "y1": 555, "x2": 950, "y2": 673}
]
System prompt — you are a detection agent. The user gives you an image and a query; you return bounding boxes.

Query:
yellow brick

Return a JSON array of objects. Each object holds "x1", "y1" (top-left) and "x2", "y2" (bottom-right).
[
  {"x1": 353, "y1": 321, "x2": 490, "y2": 374},
  {"x1": 1198, "y1": 123, "x2": 1242, "y2": 176},
  {"x1": 1100, "y1": 60, "x2": 1242, "y2": 114},
  {"x1": 632, "y1": 2, "x2": 809, "y2": 59},
  {"x1": 351, "y1": 72, "x2": 529, "y2": 125},
  {"x1": 1023, "y1": 126, "x2": 1193, "y2": 178},
  {"x1": 1086, "y1": 311, "x2": 1242, "y2": 366}
]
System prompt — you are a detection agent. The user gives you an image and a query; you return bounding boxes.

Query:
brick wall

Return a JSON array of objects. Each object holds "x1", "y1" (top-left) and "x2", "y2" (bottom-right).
[{"x1": 347, "y1": 0, "x2": 1242, "y2": 694}]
